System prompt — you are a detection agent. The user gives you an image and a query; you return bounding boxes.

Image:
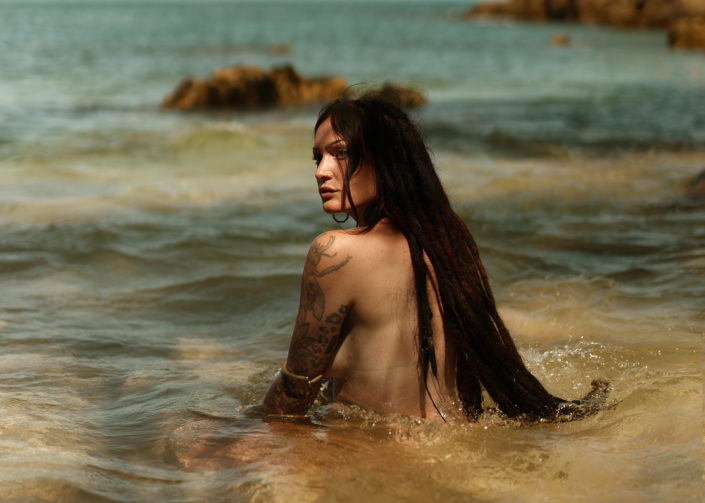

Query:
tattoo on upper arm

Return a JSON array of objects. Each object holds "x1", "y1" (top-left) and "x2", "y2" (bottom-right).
[
  {"x1": 290, "y1": 303, "x2": 349, "y2": 371},
  {"x1": 262, "y1": 235, "x2": 352, "y2": 416},
  {"x1": 264, "y1": 303, "x2": 350, "y2": 415},
  {"x1": 301, "y1": 235, "x2": 351, "y2": 321}
]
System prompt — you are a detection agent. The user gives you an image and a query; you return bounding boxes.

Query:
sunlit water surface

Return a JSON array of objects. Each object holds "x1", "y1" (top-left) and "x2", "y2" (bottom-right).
[{"x1": 0, "y1": 1, "x2": 703, "y2": 502}]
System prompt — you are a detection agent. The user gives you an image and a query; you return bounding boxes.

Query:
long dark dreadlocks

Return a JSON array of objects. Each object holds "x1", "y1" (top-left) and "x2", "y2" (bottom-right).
[{"x1": 315, "y1": 95, "x2": 607, "y2": 420}]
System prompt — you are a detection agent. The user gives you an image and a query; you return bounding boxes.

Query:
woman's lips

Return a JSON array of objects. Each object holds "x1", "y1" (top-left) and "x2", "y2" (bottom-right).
[{"x1": 319, "y1": 187, "x2": 336, "y2": 199}]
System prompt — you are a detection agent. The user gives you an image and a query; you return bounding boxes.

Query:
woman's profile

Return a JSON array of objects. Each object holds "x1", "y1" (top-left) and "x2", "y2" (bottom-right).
[{"x1": 254, "y1": 95, "x2": 607, "y2": 422}]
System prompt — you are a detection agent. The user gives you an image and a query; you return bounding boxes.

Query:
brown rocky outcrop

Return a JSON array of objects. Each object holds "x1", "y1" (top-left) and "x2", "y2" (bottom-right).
[
  {"x1": 161, "y1": 64, "x2": 347, "y2": 110},
  {"x1": 467, "y1": 0, "x2": 705, "y2": 50},
  {"x1": 668, "y1": 17, "x2": 705, "y2": 49},
  {"x1": 468, "y1": 0, "x2": 702, "y2": 27},
  {"x1": 162, "y1": 65, "x2": 428, "y2": 111},
  {"x1": 551, "y1": 33, "x2": 572, "y2": 46}
]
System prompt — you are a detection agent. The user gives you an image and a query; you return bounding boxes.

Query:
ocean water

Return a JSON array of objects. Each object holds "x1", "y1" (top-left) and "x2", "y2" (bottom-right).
[{"x1": 0, "y1": 1, "x2": 703, "y2": 502}]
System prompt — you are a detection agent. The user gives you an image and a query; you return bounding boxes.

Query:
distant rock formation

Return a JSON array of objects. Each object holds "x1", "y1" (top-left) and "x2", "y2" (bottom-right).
[
  {"x1": 161, "y1": 65, "x2": 347, "y2": 110},
  {"x1": 466, "y1": 0, "x2": 705, "y2": 50},
  {"x1": 162, "y1": 65, "x2": 428, "y2": 111},
  {"x1": 551, "y1": 33, "x2": 572, "y2": 46},
  {"x1": 467, "y1": 0, "x2": 701, "y2": 27},
  {"x1": 668, "y1": 17, "x2": 705, "y2": 50}
]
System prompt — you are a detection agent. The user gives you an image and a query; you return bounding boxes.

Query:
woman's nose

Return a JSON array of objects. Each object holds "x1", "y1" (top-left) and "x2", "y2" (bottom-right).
[{"x1": 315, "y1": 159, "x2": 332, "y2": 182}]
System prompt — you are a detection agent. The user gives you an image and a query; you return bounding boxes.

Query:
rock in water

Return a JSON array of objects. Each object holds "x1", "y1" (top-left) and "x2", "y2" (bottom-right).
[
  {"x1": 466, "y1": 0, "x2": 705, "y2": 29},
  {"x1": 668, "y1": 17, "x2": 705, "y2": 50},
  {"x1": 551, "y1": 33, "x2": 572, "y2": 46},
  {"x1": 162, "y1": 65, "x2": 429, "y2": 111},
  {"x1": 161, "y1": 64, "x2": 347, "y2": 110}
]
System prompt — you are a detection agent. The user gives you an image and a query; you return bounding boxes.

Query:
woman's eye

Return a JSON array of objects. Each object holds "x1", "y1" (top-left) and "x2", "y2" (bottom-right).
[
  {"x1": 313, "y1": 155, "x2": 322, "y2": 166},
  {"x1": 335, "y1": 149, "x2": 348, "y2": 159}
]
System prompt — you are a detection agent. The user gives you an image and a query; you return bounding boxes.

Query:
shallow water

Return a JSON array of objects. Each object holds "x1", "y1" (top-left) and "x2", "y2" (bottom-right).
[{"x1": 1, "y1": 1, "x2": 703, "y2": 502}]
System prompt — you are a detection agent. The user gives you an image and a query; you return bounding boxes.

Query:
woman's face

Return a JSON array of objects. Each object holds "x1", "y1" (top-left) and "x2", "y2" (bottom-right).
[{"x1": 312, "y1": 118, "x2": 377, "y2": 222}]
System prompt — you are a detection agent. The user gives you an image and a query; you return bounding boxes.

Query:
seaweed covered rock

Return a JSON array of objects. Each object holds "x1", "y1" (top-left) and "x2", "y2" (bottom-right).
[{"x1": 161, "y1": 64, "x2": 347, "y2": 110}]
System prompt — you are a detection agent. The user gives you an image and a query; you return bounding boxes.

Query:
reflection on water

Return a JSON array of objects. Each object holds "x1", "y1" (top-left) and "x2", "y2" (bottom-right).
[
  {"x1": 170, "y1": 352, "x2": 699, "y2": 503},
  {"x1": 0, "y1": 118, "x2": 703, "y2": 500},
  {"x1": 1, "y1": 1, "x2": 704, "y2": 501}
]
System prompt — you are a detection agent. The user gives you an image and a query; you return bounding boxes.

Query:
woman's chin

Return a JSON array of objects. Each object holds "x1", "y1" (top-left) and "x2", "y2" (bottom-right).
[{"x1": 321, "y1": 203, "x2": 344, "y2": 215}]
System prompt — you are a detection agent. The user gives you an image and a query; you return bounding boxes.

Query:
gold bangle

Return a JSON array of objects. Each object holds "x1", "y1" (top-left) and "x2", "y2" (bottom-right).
[{"x1": 281, "y1": 362, "x2": 323, "y2": 385}]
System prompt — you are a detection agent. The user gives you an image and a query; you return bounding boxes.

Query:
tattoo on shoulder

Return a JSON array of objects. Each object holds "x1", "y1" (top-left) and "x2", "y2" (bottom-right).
[
  {"x1": 308, "y1": 235, "x2": 352, "y2": 277},
  {"x1": 301, "y1": 235, "x2": 352, "y2": 321}
]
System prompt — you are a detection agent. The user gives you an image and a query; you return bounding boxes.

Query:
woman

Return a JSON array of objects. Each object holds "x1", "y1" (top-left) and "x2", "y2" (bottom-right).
[{"x1": 255, "y1": 95, "x2": 607, "y2": 421}]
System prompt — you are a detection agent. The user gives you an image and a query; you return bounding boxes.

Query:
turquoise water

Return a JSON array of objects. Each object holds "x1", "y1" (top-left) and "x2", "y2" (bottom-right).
[{"x1": 0, "y1": 1, "x2": 703, "y2": 502}]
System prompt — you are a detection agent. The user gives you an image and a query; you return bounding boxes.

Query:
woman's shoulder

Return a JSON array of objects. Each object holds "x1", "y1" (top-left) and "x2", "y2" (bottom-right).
[
  {"x1": 303, "y1": 230, "x2": 358, "y2": 279},
  {"x1": 306, "y1": 230, "x2": 360, "y2": 273},
  {"x1": 310, "y1": 225, "x2": 407, "y2": 265},
  {"x1": 312, "y1": 225, "x2": 402, "y2": 249},
  {"x1": 309, "y1": 229, "x2": 356, "y2": 255}
]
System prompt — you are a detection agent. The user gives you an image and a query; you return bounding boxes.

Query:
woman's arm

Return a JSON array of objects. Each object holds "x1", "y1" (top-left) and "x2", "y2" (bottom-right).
[{"x1": 257, "y1": 232, "x2": 353, "y2": 416}]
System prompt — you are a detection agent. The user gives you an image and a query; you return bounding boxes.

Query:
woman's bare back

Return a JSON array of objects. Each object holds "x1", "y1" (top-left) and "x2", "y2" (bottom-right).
[{"x1": 322, "y1": 224, "x2": 458, "y2": 418}]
